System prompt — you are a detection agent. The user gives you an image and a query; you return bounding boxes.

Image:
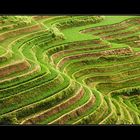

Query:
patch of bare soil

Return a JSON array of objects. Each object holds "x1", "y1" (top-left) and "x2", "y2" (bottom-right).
[
  {"x1": 52, "y1": 45, "x2": 110, "y2": 60},
  {"x1": 135, "y1": 52, "x2": 140, "y2": 56},
  {"x1": 0, "y1": 24, "x2": 42, "y2": 41},
  {"x1": 101, "y1": 47, "x2": 133, "y2": 56},
  {"x1": 81, "y1": 17, "x2": 140, "y2": 34},
  {"x1": 92, "y1": 26, "x2": 130, "y2": 36},
  {"x1": 23, "y1": 87, "x2": 84, "y2": 124},
  {"x1": 102, "y1": 27, "x2": 140, "y2": 40},
  {"x1": 0, "y1": 64, "x2": 40, "y2": 87},
  {"x1": 57, "y1": 48, "x2": 133, "y2": 68},
  {"x1": 51, "y1": 94, "x2": 95, "y2": 124},
  {"x1": 0, "y1": 61, "x2": 30, "y2": 78},
  {"x1": 57, "y1": 52, "x2": 102, "y2": 68}
]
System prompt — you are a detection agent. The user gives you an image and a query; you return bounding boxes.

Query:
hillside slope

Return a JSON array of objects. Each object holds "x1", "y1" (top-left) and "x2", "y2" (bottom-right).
[{"x1": 0, "y1": 15, "x2": 140, "y2": 125}]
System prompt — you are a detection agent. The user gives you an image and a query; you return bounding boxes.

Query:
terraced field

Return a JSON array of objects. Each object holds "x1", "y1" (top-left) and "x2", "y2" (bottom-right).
[{"x1": 0, "y1": 15, "x2": 140, "y2": 124}]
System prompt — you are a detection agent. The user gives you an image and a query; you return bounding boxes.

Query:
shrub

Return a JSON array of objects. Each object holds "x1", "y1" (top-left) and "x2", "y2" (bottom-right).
[{"x1": 50, "y1": 26, "x2": 65, "y2": 40}]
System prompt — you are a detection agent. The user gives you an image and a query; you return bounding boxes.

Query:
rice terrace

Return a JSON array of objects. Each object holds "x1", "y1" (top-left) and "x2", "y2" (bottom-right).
[{"x1": 1, "y1": 15, "x2": 140, "y2": 125}]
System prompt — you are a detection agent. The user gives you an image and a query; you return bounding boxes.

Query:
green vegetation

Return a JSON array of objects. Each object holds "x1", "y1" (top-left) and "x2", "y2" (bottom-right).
[{"x1": 0, "y1": 15, "x2": 140, "y2": 125}]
